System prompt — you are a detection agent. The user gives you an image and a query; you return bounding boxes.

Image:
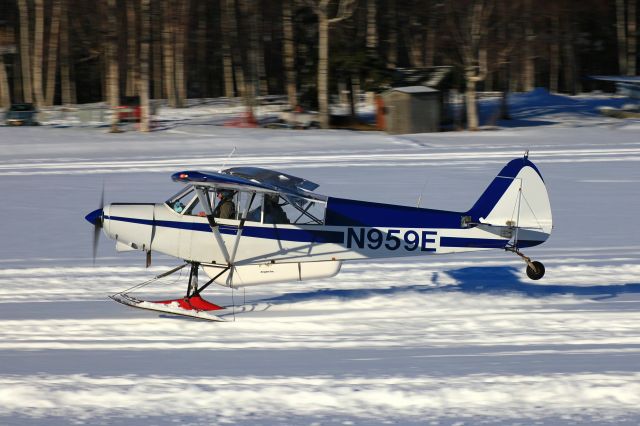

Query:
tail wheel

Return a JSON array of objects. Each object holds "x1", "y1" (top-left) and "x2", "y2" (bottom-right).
[{"x1": 526, "y1": 261, "x2": 545, "y2": 280}]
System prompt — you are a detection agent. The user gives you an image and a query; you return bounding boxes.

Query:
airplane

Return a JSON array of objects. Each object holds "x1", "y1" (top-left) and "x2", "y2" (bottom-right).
[{"x1": 85, "y1": 153, "x2": 552, "y2": 321}]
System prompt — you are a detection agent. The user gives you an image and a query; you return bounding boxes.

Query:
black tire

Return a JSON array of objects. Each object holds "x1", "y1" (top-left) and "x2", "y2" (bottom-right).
[{"x1": 526, "y1": 261, "x2": 545, "y2": 280}]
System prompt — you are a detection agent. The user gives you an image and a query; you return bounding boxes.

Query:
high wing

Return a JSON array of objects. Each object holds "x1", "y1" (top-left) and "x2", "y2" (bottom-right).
[
  {"x1": 171, "y1": 167, "x2": 327, "y2": 201},
  {"x1": 590, "y1": 75, "x2": 640, "y2": 84}
]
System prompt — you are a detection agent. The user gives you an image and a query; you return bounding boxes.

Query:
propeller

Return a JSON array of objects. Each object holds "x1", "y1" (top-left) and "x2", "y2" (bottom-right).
[{"x1": 85, "y1": 185, "x2": 105, "y2": 265}]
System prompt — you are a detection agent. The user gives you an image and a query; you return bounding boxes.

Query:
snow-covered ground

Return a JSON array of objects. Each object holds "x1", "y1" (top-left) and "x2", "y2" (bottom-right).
[{"x1": 1, "y1": 92, "x2": 639, "y2": 425}]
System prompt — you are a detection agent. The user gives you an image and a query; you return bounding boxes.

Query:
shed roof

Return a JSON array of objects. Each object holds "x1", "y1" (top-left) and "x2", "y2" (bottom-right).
[{"x1": 388, "y1": 85, "x2": 439, "y2": 94}]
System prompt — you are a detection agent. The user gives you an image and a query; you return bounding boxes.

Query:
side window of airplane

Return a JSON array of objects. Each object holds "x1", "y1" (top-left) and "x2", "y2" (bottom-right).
[
  {"x1": 166, "y1": 188, "x2": 195, "y2": 214},
  {"x1": 237, "y1": 192, "x2": 263, "y2": 222},
  {"x1": 185, "y1": 197, "x2": 209, "y2": 217},
  {"x1": 266, "y1": 195, "x2": 325, "y2": 225}
]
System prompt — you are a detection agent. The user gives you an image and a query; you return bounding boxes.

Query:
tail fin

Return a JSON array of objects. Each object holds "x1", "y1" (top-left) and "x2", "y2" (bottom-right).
[{"x1": 467, "y1": 156, "x2": 552, "y2": 246}]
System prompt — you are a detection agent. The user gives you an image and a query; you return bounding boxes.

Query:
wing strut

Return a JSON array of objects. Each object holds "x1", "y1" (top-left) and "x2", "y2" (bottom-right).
[
  {"x1": 195, "y1": 186, "x2": 231, "y2": 264},
  {"x1": 229, "y1": 192, "x2": 256, "y2": 264}
]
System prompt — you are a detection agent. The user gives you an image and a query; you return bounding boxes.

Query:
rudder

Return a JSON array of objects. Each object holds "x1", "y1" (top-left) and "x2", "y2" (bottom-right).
[{"x1": 467, "y1": 156, "x2": 552, "y2": 246}]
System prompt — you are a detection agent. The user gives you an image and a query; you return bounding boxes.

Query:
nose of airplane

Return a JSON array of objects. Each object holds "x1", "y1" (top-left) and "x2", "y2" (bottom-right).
[{"x1": 85, "y1": 208, "x2": 103, "y2": 225}]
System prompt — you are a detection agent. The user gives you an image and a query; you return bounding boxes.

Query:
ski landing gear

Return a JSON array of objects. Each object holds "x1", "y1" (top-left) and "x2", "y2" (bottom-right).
[
  {"x1": 110, "y1": 262, "x2": 227, "y2": 321},
  {"x1": 506, "y1": 245, "x2": 545, "y2": 280}
]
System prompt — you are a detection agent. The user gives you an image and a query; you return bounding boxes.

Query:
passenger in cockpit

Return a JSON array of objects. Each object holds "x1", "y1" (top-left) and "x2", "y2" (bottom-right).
[
  {"x1": 214, "y1": 190, "x2": 236, "y2": 219},
  {"x1": 264, "y1": 194, "x2": 289, "y2": 224}
]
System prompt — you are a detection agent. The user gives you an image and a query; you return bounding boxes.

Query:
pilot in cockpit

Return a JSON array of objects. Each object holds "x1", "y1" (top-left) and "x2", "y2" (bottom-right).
[
  {"x1": 213, "y1": 190, "x2": 236, "y2": 219},
  {"x1": 264, "y1": 194, "x2": 289, "y2": 224}
]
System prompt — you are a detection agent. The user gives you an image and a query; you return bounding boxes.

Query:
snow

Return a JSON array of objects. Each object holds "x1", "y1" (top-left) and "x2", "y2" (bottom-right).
[{"x1": 1, "y1": 91, "x2": 640, "y2": 425}]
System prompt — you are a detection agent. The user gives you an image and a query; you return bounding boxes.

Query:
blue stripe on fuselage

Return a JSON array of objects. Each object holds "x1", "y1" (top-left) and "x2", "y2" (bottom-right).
[
  {"x1": 106, "y1": 215, "x2": 345, "y2": 244},
  {"x1": 106, "y1": 215, "x2": 522, "y2": 249}
]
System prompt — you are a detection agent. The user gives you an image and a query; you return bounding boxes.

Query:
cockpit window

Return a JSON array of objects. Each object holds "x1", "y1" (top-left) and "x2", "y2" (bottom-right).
[
  {"x1": 166, "y1": 188, "x2": 195, "y2": 214},
  {"x1": 265, "y1": 194, "x2": 325, "y2": 225},
  {"x1": 165, "y1": 187, "x2": 324, "y2": 224}
]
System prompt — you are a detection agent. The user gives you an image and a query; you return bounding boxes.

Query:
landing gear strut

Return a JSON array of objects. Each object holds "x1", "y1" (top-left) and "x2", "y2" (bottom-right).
[
  {"x1": 109, "y1": 262, "x2": 227, "y2": 321},
  {"x1": 506, "y1": 245, "x2": 545, "y2": 280}
]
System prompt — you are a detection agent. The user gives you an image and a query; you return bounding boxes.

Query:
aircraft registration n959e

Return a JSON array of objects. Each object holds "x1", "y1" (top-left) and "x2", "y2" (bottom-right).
[{"x1": 85, "y1": 153, "x2": 552, "y2": 321}]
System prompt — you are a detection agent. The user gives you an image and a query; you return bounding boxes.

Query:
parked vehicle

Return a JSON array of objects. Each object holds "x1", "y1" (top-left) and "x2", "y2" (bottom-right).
[
  {"x1": 116, "y1": 96, "x2": 141, "y2": 122},
  {"x1": 5, "y1": 103, "x2": 39, "y2": 126}
]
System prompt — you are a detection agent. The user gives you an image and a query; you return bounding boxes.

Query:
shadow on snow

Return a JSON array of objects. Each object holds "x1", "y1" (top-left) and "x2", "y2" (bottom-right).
[{"x1": 251, "y1": 266, "x2": 640, "y2": 308}]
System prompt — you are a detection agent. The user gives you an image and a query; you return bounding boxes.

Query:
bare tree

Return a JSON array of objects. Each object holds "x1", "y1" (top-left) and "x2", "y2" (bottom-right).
[
  {"x1": 45, "y1": 0, "x2": 62, "y2": 106},
  {"x1": 628, "y1": 0, "x2": 637, "y2": 75},
  {"x1": 152, "y1": 0, "x2": 163, "y2": 99},
  {"x1": 162, "y1": 0, "x2": 177, "y2": 107},
  {"x1": 616, "y1": 0, "x2": 627, "y2": 74},
  {"x1": 195, "y1": 0, "x2": 208, "y2": 97},
  {"x1": 139, "y1": 0, "x2": 151, "y2": 132},
  {"x1": 446, "y1": 0, "x2": 494, "y2": 130},
  {"x1": 240, "y1": 0, "x2": 260, "y2": 105},
  {"x1": 18, "y1": 0, "x2": 33, "y2": 103},
  {"x1": 304, "y1": 0, "x2": 357, "y2": 129},
  {"x1": 33, "y1": 0, "x2": 45, "y2": 107},
  {"x1": 174, "y1": 0, "x2": 188, "y2": 107},
  {"x1": 106, "y1": 0, "x2": 121, "y2": 131},
  {"x1": 522, "y1": 0, "x2": 535, "y2": 91},
  {"x1": 228, "y1": 0, "x2": 246, "y2": 97},
  {"x1": 386, "y1": 0, "x2": 397, "y2": 68},
  {"x1": 59, "y1": 0, "x2": 74, "y2": 105},
  {"x1": 126, "y1": 1, "x2": 139, "y2": 96},
  {"x1": 366, "y1": 0, "x2": 377, "y2": 50},
  {"x1": 0, "y1": 53, "x2": 11, "y2": 107},
  {"x1": 220, "y1": 0, "x2": 236, "y2": 97},
  {"x1": 282, "y1": 0, "x2": 297, "y2": 108}
]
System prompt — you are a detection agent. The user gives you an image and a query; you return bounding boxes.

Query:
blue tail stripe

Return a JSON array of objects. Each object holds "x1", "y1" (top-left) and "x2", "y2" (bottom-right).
[{"x1": 466, "y1": 157, "x2": 541, "y2": 220}]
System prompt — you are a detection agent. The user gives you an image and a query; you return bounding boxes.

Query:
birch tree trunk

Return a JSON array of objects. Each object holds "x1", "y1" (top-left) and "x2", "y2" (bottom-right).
[
  {"x1": 18, "y1": 0, "x2": 33, "y2": 103},
  {"x1": 366, "y1": 0, "x2": 377, "y2": 49},
  {"x1": 256, "y1": 11, "x2": 268, "y2": 96},
  {"x1": 152, "y1": 0, "x2": 163, "y2": 99},
  {"x1": 318, "y1": 12, "x2": 330, "y2": 128},
  {"x1": 221, "y1": 0, "x2": 235, "y2": 97},
  {"x1": 0, "y1": 54, "x2": 11, "y2": 107},
  {"x1": 627, "y1": 0, "x2": 637, "y2": 75},
  {"x1": 447, "y1": 0, "x2": 491, "y2": 130},
  {"x1": 33, "y1": 0, "x2": 45, "y2": 107},
  {"x1": 282, "y1": 0, "x2": 297, "y2": 107},
  {"x1": 242, "y1": 0, "x2": 258, "y2": 103},
  {"x1": 126, "y1": 1, "x2": 139, "y2": 96},
  {"x1": 162, "y1": 0, "x2": 177, "y2": 107},
  {"x1": 174, "y1": 0, "x2": 188, "y2": 107},
  {"x1": 195, "y1": 0, "x2": 207, "y2": 97},
  {"x1": 228, "y1": 0, "x2": 246, "y2": 97},
  {"x1": 466, "y1": 74, "x2": 479, "y2": 130},
  {"x1": 307, "y1": 0, "x2": 356, "y2": 129},
  {"x1": 139, "y1": 0, "x2": 151, "y2": 132},
  {"x1": 106, "y1": 0, "x2": 121, "y2": 131},
  {"x1": 406, "y1": 15, "x2": 423, "y2": 67},
  {"x1": 45, "y1": 0, "x2": 62, "y2": 106},
  {"x1": 386, "y1": 0, "x2": 397, "y2": 68},
  {"x1": 522, "y1": 0, "x2": 534, "y2": 91},
  {"x1": 59, "y1": 0, "x2": 74, "y2": 105},
  {"x1": 616, "y1": 0, "x2": 627, "y2": 74}
]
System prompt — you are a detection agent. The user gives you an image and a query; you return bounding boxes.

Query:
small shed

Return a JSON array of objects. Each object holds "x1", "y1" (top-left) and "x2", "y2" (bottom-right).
[{"x1": 381, "y1": 86, "x2": 440, "y2": 134}]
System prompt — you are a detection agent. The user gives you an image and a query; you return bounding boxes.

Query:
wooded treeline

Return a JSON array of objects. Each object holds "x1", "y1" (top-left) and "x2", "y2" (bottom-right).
[{"x1": 0, "y1": 0, "x2": 637, "y2": 130}]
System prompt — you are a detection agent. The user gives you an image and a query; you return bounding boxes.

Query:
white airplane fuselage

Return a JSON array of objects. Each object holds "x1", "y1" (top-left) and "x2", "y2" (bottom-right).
[{"x1": 88, "y1": 157, "x2": 552, "y2": 287}]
